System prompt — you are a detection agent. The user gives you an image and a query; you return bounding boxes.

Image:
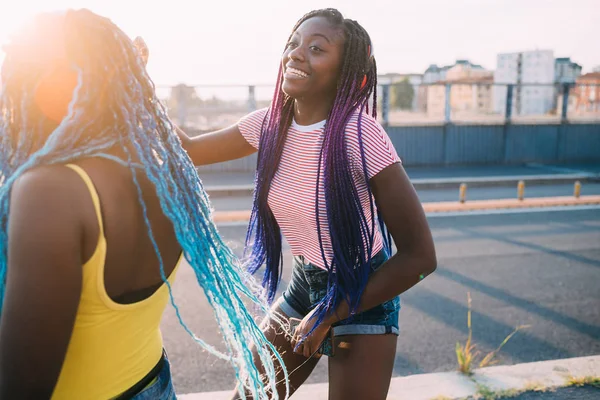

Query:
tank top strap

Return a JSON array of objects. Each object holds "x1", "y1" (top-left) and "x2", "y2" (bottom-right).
[{"x1": 65, "y1": 164, "x2": 105, "y2": 236}]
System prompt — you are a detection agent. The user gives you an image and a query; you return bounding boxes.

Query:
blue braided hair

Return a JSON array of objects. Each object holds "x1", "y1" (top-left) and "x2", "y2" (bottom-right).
[
  {"x1": 245, "y1": 8, "x2": 391, "y2": 332},
  {"x1": 0, "y1": 10, "x2": 287, "y2": 399}
]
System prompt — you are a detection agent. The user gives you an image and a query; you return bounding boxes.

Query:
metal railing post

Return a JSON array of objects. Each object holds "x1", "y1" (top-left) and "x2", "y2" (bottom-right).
[
  {"x1": 444, "y1": 83, "x2": 451, "y2": 123},
  {"x1": 505, "y1": 84, "x2": 514, "y2": 124},
  {"x1": 561, "y1": 83, "x2": 570, "y2": 123},
  {"x1": 381, "y1": 84, "x2": 390, "y2": 127},
  {"x1": 248, "y1": 85, "x2": 257, "y2": 112}
]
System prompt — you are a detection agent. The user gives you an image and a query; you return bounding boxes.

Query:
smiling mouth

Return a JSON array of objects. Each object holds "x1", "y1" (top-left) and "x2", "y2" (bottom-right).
[{"x1": 285, "y1": 67, "x2": 309, "y2": 78}]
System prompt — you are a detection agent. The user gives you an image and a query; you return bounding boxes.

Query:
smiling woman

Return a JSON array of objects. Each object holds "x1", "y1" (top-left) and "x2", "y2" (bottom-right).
[{"x1": 174, "y1": 7, "x2": 437, "y2": 400}]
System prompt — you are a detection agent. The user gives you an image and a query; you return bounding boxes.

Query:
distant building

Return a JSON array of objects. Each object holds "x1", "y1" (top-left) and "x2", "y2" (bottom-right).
[
  {"x1": 445, "y1": 61, "x2": 487, "y2": 80},
  {"x1": 575, "y1": 72, "x2": 600, "y2": 113},
  {"x1": 472, "y1": 75, "x2": 495, "y2": 114},
  {"x1": 555, "y1": 57, "x2": 582, "y2": 83},
  {"x1": 422, "y1": 60, "x2": 486, "y2": 114},
  {"x1": 556, "y1": 89, "x2": 578, "y2": 116},
  {"x1": 427, "y1": 74, "x2": 494, "y2": 117},
  {"x1": 423, "y1": 59, "x2": 484, "y2": 84},
  {"x1": 423, "y1": 64, "x2": 450, "y2": 84},
  {"x1": 493, "y1": 50, "x2": 555, "y2": 116},
  {"x1": 426, "y1": 84, "x2": 446, "y2": 117}
]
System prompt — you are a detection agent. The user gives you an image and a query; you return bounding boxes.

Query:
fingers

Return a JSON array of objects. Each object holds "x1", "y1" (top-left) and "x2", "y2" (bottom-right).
[
  {"x1": 291, "y1": 334, "x2": 302, "y2": 353},
  {"x1": 303, "y1": 342, "x2": 313, "y2": 358},
  {"x1": 291, "y1": 335, "x2": 304, "y2": 355},
  {"x1": 292, "y1": 336, "x2": 322, "y2": 359}
]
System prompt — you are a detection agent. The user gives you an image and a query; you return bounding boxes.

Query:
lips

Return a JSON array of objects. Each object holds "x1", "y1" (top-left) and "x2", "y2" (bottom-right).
[{"x1": 284, "y1": 66, "x2": 310, "y2": 79}]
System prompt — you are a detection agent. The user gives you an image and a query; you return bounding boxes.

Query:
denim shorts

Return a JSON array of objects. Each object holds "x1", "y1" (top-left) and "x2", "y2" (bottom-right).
[
  {"x1": 127, "y1": 351, "x2": 176, "y2": 400},
  {"x1": 278, "y1": 250, "x2": 400, "y2": 337}
]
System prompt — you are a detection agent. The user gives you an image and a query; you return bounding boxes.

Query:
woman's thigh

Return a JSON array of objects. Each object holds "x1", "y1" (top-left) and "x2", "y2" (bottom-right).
[
  {"x1": 230, "y1": 302, "x2": 321, "y2": 400},
  {"x1": 328, "y1": 333, "x2": 397, "y2": 400}
]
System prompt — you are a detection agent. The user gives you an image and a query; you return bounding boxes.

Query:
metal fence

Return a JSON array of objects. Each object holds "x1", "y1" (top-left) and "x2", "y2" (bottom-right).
[
  {"x1": 153, "y1": 81, "x2": 600, "y2": 170},
  {"x1": 156, "y1": 82, "x2": 600, "y2": 130},
  {"x1": 382, "y1": 82, "x2": 600, "y2": 126},
  {"x1": 385, "y1": 123, "x2": 600, "y2": 166}
]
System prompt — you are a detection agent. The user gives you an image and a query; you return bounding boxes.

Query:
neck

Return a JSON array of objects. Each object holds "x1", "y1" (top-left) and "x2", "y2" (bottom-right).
[{"x1": 292, "y1": 92, "x2": 336, "y2": 125}]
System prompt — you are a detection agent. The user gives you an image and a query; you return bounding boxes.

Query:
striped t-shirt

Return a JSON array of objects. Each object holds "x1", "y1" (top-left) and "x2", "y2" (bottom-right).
[{"x1": 239, "y1": 108, "x2": 401, "y2": 270}]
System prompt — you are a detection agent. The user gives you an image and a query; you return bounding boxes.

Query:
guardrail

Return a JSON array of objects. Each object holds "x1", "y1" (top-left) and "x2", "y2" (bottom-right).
[
  {"x1": 156, "y1": 82, "x2": 600, "y2": 170},
  {"x1": 156, "y1": 82, "x2": 600, "y2": 130}
]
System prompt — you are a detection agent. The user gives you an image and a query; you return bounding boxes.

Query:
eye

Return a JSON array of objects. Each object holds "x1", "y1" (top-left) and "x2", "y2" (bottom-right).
[
  {"x1": 310, "y1": 46, "x2": 323, "y2": 52},
  {"x1": 286, "y1": 41, "x2": 298, "y2": 49}
]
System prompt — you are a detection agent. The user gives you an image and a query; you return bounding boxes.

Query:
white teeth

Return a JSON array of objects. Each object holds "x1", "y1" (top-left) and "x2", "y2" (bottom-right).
[{"x1": 287, "y1": 67, "x2": 308, "y2": 78}]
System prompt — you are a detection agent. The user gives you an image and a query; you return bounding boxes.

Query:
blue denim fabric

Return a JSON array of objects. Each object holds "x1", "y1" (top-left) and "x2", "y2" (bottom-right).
[
  {"x1": 130, "y1": 353, "x2": 177, "y2": 400},
  {"x1": 279, "y1": 251, "x2": 400, "y2": 338}
]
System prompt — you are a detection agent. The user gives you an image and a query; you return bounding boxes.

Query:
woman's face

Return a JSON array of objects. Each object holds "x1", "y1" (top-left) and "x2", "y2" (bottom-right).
[{"x1": 281, "y1": 16, "x2": 345, "y2": 100}]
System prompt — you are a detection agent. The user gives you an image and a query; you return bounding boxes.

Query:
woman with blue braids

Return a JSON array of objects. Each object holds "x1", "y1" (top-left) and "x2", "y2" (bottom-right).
[
  {"x1": 173, "y1": 8, "x2": 438, "y2": 400},
  {"x1": 0, "y1": 9, "x2": 286, "y2": 400}
]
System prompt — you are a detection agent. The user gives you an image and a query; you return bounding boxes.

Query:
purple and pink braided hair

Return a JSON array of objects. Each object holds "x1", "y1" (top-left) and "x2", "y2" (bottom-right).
[{"x1": 245, "y1": 8, "x2": 392, "y2": 330}]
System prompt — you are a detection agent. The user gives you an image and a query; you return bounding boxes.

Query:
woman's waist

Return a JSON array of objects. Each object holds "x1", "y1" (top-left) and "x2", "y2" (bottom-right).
[
  {"x1": 52, "y1": 327, "x2": 164, "y2": 399},
  {"x1": 294, "y1": 241, "x2": 386, "y2": 272}
]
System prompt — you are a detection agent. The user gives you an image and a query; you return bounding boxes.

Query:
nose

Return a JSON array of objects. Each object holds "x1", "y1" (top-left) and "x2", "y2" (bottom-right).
[{"x1": 288, "y1": 45, "x2": 305, "y2": 62}]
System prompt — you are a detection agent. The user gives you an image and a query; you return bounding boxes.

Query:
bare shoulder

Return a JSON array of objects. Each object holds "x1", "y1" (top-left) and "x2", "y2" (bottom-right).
[
  {"x1": 10, "y1": 165, "x2": 89, "y2": 226},
  {"x1": 13, "y1": 165, "x2": 80, "y2": 191}
]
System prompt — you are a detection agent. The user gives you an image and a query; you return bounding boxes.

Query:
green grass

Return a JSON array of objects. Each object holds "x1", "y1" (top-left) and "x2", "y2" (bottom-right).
[
  {"x1": 470, "y1": 382, "x2": 551, "y2": 400},
  {"x1": 455, "y1": 292, "x2": 530, "y2": 376},
  {"x1": 566, "y1": 375, "x2": 600, "y2": 388}
]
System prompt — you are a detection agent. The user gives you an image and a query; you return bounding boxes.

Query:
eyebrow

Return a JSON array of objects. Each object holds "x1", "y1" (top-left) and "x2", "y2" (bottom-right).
[
  {"x1": 292, "y1": 32, "x2": 332, "y2": 44},
  {"x1": 311, "y1": 33, "x2": 331, "y2": 44}
]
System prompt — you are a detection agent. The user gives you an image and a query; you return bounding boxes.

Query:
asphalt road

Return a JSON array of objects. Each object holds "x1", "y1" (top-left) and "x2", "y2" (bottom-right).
[
  {"x1": 160, "y1": 207, "x2": 600, "y2": 395},
  {"x1": 198, "y1": 163, "x2": 600, "y2": 188},
  {"x1": 208, "y1": 182, "x2": 600, "y2": 212}
]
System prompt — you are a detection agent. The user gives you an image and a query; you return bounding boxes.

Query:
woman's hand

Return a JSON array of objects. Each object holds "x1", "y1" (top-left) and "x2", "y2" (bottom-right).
[{"x1": 291, "y1": 308, "x2": 331, "y2": 358}]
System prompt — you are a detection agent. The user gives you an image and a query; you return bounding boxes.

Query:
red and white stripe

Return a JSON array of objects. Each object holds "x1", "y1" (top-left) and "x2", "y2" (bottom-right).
[{"x1": 239, "y1": 108, "x2": 400, "y2": 270}]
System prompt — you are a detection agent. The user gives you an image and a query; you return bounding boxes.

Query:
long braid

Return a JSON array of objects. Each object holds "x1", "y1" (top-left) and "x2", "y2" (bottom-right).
[
  {"x1": 246, "y1": 8, "x2": 391, "y2": 333},
  {"x1": 244, "y1": 10, "x2": 322, "y2": 302},
  {"x1": 312, "y1": 18, "x2": 381, "y2": 330},
  {"x1": 0, "y1": 10, "x2": 287, "y2": 399}
]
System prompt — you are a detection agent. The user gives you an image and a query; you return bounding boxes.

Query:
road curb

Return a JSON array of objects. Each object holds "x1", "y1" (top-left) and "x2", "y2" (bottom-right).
[
  {"x1": 179, "y1": 355, "x2": 600, "y2": 399},
  {"x1": 204, "y1": 174, "x2": 600, "y2": 197},
  {"x1": 409, "y1": 173, "x2": 599, "y2": 190},
  {"x1": 421, "y1": 195, "x2": 600, "y2": 213},
  {"x1": 212, "y1": 195, "x2": 600, "y2": 223}
]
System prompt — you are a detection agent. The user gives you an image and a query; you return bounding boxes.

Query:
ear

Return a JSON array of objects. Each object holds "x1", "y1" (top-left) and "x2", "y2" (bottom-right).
[{"x1": 34, "y1": 65, "x2": 78, "y2": 123}]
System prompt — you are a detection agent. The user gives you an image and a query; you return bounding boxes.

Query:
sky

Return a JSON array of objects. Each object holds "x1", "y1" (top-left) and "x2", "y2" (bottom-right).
[{"x1": 0, "y1": 0, "x2": 598, "y2": 89}]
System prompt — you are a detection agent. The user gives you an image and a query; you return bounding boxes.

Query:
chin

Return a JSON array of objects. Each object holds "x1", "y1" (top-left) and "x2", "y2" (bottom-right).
[{"x1": 281, "y1": 80, "x2": 307, "y2": 99}]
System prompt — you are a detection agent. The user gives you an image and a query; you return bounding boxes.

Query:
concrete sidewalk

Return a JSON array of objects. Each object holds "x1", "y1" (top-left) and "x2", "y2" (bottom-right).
[
  {"x1": 200, "y1": 164, "x2": 600, "y2": 196},
  {"x1": 179, "y1": 355, "x2": 600, "y2": 400}
]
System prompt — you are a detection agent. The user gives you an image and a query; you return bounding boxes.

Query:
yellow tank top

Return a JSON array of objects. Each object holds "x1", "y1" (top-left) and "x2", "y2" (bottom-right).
[{"x1": 52, "y1": 164, "x2": 181, "y2": 400}]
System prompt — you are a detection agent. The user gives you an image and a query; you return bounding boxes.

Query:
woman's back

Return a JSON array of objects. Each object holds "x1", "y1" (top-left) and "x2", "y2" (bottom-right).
[
  {"x1": 42, "y1": 158, "x2": 182, "y2": 399},
  {"x1": 75, "y1": 158, "x2": 181, "y2": 304},
  {"x1": 0, "y1": 9, "x2": 282, "y2": 399}
]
